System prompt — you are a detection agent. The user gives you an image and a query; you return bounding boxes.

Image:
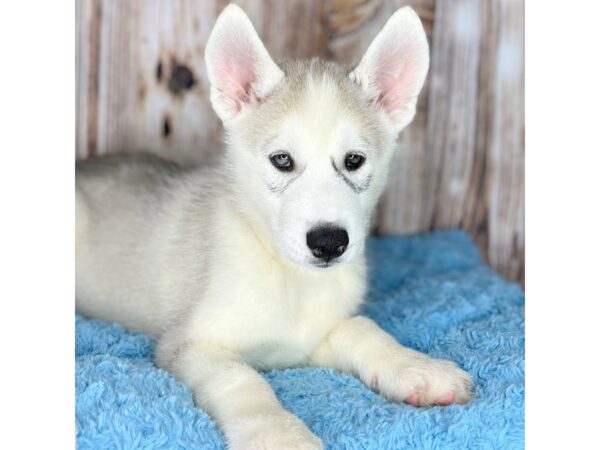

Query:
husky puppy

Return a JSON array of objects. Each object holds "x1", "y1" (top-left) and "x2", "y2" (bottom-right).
[{"x1": 76, "y1": 4, "x2": 473, "y2": 449}]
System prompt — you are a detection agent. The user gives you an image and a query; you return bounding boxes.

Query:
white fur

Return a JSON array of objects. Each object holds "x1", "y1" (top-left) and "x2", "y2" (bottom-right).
[{"x1": 76, "y1": 5, "x2": 472, "y2": 449}]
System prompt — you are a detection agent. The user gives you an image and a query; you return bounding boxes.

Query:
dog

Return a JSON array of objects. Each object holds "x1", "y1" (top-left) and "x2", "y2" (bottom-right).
[{"x1": 76, "y1": 4, "x2": 473, "y2": 449}]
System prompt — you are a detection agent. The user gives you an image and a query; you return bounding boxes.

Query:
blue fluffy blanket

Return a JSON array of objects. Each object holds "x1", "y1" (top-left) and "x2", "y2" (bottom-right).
[{"x1": 76, "y1": 230, "x2": 524, "y2": 449}]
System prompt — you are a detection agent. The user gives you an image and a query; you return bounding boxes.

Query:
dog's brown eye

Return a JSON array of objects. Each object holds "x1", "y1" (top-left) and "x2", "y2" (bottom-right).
[
  {"x1": 345, "y1": 152, "x2": 365, "y2": 171},
  {"x1": 270, "y1": 152, "x2": 294, "y2": 171}
]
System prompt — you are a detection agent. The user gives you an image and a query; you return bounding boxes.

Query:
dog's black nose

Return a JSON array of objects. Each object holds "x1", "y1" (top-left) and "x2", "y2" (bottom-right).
[{"x1": 306, "y1": 226, "x2": 349, "y2": 262}]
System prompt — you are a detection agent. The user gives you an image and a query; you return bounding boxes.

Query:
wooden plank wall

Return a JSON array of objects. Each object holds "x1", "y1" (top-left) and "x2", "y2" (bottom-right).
[{"x1": 76, "y1": 0, "x2": 524, "y2": 285}]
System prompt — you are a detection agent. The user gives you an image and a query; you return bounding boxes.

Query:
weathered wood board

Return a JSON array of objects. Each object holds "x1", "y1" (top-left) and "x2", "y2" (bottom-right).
[{"x1": 76, "y1": 0, "x2": 525, "y2": 284}]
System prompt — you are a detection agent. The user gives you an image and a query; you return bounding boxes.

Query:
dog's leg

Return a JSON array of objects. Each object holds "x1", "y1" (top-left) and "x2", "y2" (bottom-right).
[
  {"x1": 310, "y1": 316, "x2": 473, "y2": 406},
  {"x1": 157, "y1": 341, "x2": 323, "y2": 450}
]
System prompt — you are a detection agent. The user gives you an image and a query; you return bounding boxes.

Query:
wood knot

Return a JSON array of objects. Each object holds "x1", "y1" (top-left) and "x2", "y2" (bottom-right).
[
  {"x1": 162, "y1": 115, "x2": 172, "y2": 138},
  {"x1": 168, "y1": 63, "x2": 195, "y2": 95}
]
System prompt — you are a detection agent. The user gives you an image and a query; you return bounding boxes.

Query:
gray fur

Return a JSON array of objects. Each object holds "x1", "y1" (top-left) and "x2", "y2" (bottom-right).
[
  {"x1": 239, "y1": 59, "x2": 387, "y2": 151},
  {"x1": 76, "y1": 152, "x2": 220, "y2": 336}
]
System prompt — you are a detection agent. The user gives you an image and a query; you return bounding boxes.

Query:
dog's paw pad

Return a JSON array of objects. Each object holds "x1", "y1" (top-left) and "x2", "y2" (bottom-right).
[
  {"x1": 404, "y1": 392, "x2": 421, "y2": 406},
  {"x1": 434, "y1": 391, "x2": 455, "y2": 406},
  {"x1": 403, "y1": 390, "x2": 455, "y2": 406}
]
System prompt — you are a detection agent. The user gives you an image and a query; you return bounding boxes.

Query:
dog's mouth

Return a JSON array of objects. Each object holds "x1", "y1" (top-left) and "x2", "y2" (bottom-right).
[{"x1": 311, "y1": 260, "x2": 340, "y2": 269}]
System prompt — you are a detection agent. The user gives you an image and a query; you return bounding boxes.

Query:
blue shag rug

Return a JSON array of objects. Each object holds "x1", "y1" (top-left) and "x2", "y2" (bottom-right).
[{"x1": 76, "y1": 230, "x2": 524, "y2": 449}]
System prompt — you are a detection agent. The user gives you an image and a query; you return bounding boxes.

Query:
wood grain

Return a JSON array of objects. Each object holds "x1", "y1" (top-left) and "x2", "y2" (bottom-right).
[
  {"x1": 374, "y1": 0, "x2": 524, "y2": 284},
  {"x1": 484, "y1": 0, "x2": 524, "y2": 284},
  {"x1": 75, "y1": 0, "x2": 525, "y2": 284}
]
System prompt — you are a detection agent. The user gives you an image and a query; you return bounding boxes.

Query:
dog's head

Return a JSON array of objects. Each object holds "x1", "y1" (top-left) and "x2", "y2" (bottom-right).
[{"x1": 205, "y1": 4, "x2": 429, "y2": 269}]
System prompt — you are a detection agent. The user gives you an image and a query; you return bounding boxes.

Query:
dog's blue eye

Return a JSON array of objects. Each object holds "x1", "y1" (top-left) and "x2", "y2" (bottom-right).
[
  {"x1": 270, "y1": 152, "x2": 294, "y2": 171},
  {"x1": 345, "y1": 152, "x2": 365, "y2": 171}
]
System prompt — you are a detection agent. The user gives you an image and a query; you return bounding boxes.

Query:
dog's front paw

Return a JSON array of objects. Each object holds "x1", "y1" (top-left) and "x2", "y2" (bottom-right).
[
  {"x1": 366, "y1": 353, "x2": 473, "y2": 407},
  {"x1": 226, "y1": 412, "x2": 323, "y2": 450}
]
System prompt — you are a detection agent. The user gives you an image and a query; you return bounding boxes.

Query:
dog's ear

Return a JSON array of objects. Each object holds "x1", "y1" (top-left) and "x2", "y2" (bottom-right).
[
  {"x1": 205, "y1": 4, "x2": 284, "y2": 124},
  {"x1": 350, "y1": 7, "x2": 429, "y2": 133}
]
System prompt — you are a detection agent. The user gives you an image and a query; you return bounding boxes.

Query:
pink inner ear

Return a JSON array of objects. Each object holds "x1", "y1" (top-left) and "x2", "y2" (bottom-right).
[
  {"x1": 213, "y1": 37, "x2": 259, "y2": 112},
  {"x1": 373, "y1": 41, "x2": 421, "y2": 116}
]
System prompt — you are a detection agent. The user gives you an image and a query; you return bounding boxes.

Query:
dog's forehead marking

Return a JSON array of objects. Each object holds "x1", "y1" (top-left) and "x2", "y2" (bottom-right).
[
  {"x1": 281, "y1": 60, "x2": 373, "y2": 129},
  {"x1": 243, "y1": 58, "x2": 386, "y2": 151}
]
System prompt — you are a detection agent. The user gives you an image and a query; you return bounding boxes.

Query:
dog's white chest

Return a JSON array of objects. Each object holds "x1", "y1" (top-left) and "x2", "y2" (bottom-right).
[
  {"x1": 242, "y1": 290, "x2": 350, "y2": 368},
  {"x1": 187, "y1": 258, "x2": 365, "y2": 369}
]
